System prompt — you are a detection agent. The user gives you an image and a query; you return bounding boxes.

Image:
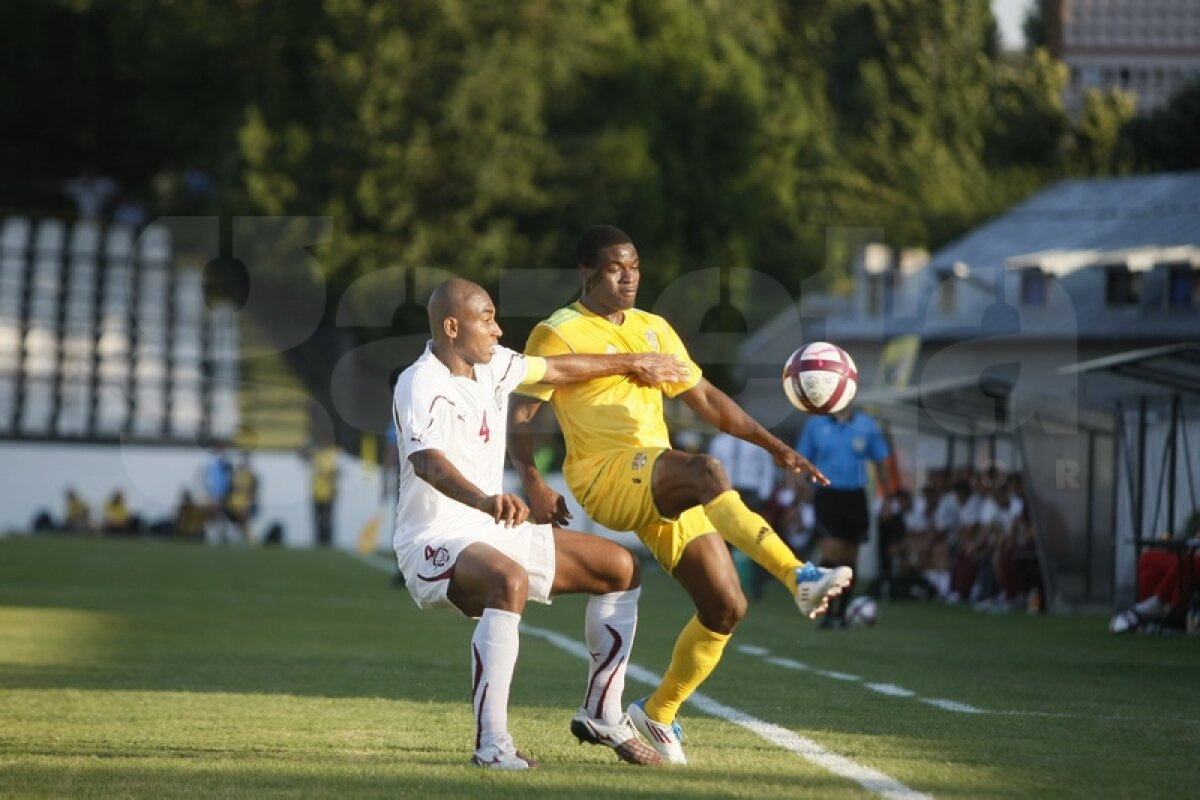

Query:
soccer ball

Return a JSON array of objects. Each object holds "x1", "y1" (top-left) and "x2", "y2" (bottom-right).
[
  {"x1": 782, "y1": 342, "x2": 858, "y2": 415},
  {"x1": 846, "y1": 596, "x2": 879, "y2": 626}
]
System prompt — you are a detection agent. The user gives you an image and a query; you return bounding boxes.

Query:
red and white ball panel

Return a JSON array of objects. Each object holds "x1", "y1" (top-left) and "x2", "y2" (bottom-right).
[{"x1": 782, "y1": 341, "x2": 858, "y2": 415}]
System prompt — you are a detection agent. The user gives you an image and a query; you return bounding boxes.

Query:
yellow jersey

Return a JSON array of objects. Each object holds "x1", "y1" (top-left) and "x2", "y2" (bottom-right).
[{"x1": 519, "y1": 301, "x2": 701, "y2": 486}]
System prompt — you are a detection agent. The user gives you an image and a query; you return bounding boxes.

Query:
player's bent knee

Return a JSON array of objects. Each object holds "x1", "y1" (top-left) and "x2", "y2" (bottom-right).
[
  {"x1": 489, "y1": 566, "x2": 529, "y2": 607},
  {"x1": 606, "y1": 546, "x2": 640, "y2": 591},
  {"x1": 698, "y1": 587, "x2": 748, "y2": 633},
  {"x1": 695, "y1": 454, "x2": 730, "y2": 496}
]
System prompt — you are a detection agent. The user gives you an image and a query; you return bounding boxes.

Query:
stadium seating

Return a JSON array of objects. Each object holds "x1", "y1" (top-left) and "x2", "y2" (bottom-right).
[{"x1": 0, "y1": 216, "x2": 240, "y2": 442}]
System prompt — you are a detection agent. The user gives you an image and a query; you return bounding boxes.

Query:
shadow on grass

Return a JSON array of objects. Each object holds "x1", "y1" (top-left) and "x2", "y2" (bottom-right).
[{"x1": 1, "y1": 760, "x2": 859, "y2": 800}]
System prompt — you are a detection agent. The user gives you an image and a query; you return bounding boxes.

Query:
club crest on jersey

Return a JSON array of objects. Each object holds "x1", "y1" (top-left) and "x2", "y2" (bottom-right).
[
  {"x1": 424, "y1": 545, "x2": 450, "y2": 568},
  {"x1": 631, "y1": 452, "x2": 648, "y2": 471},
  {"x1": 644, "y1": 331, "x2": 660, "y2": 352}
]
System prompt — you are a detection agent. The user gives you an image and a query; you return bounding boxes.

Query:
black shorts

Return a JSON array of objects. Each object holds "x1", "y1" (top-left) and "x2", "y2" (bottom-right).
[{"x1": 813, "y1": 487, "x2": 870, "y2": 543}]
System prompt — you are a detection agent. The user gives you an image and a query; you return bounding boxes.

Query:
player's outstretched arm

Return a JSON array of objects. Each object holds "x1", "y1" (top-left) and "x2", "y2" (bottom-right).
[
  {"x1": 507, "y1": 397, "x2": 572, "y2": 526},
  {"x1": 539, "y1": 352, "x2": 688, "y2": 387},
  {"x1": 681, "y1": 378, "x2": 829, "y2": 485},
  {"x1": 408, "y1": 449, "x2": 529, "y2": 527}
]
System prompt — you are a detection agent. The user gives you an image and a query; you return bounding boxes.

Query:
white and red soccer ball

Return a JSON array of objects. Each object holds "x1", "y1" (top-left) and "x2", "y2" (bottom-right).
[
  {"x1": 846, "y1": 596, "x2": 879, "y2": 626},
  {"x1": 782, "y1": 341, "x2": 858, "y2": 415}
]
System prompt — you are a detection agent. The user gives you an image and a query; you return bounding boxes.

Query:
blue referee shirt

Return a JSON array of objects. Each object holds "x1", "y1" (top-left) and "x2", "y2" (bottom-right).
[{"x1": 795, "y1": 411, "x2": 890, "y2": 490}]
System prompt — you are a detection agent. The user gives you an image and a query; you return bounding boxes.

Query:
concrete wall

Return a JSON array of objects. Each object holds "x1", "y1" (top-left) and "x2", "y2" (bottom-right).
[{"x1": 0, "y1": 441, "x2": 647, "y2": 559}]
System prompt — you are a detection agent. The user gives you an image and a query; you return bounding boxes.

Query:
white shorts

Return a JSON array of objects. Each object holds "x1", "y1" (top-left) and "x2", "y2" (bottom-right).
[{"x1": 396, "y1": 522, "x2": 556, "y2": 615}]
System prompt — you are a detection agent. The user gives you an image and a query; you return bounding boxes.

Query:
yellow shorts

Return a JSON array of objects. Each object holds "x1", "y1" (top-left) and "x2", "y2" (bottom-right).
[{"x1": 569, "y1": 447, "x2": 716, "y2": 573}]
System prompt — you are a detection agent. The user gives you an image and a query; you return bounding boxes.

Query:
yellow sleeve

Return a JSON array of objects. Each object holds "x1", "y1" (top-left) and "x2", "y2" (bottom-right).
[
  {"x1": 518, "y1": 355, "x2": 548, "y2": 387},
  {"x1": 658, "y1": 319, "x2": 703, "y2": 398},
  {"x1": 516, "y1": 323, "x2": 572, "y2": 400}
]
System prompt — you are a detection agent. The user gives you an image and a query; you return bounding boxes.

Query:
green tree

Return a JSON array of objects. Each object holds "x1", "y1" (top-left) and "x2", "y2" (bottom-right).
[
  {"x1": 1123, "y1": 81, "x2": 1200, "y2": 172},
  {"x1": 1068, "y1": 86, "x2": 1137, "y2": 175}
]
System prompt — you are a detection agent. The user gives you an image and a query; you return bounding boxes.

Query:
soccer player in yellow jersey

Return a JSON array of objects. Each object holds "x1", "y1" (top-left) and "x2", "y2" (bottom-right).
[{"x1": 509, "y1": 225, "x2": 854, "y2": 765}]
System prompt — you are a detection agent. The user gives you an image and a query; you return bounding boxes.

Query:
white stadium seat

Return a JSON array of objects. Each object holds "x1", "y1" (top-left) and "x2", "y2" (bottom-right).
[
  {"x1": 170, "y1": 386, "x2": 203, "y2": 436},
  {"x1": 1, "y1": 253, "x2": 26, "y2": 284},
  {"x1": 95, "y1": 383, "x2": 129, "y2": 434},
  {"x1": 69, "y1": 221, "x2": 101, "y2": 258},
  {"x1": 22, "y1": 328, "x2": 57, "y2": 379},
  {"x1": 133, "y1": 384, "x2": 166, "y2": 436},
  {"x1": 1, "y1": 217, "x2": 31, "y2": 256},
  {"x1": 137, "y1": 224, "x2": 172, "y2": 265},
  {"x1": 0, "y1": 319, "x2": 19, "y2": 361},
  {"x1": 19, "y1": 378, "x2": 54, "y2": 433},
  {"x1": 0, "y1": 377, "x2": 16, "y2": 433},
  {"x1": 56, "y1": 380, "x2": 92, "y2": 436},
  {"x1": 33, "y1": 219, "x2": 65, "y2": 254},
  {"x1": 104, "y1": 225, "x2": 134, "y2": 263},
  {"x1": 210, "y1": 385, "x2": 239, "y2": 439}
]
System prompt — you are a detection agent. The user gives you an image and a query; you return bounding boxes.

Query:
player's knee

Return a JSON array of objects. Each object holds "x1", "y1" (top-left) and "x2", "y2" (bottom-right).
[
  {"x1": 610, "y1": 547, "x2": 640, "y2": 591},
  {"x1": 693, "y1": 454, "x2": 730, "y2": 497},
  {"x1": 700, "y1": 586, "x2": 747, "y2": 634},
  {"x1": 491, "y1": 565, "x2": 529, "y2": 606}
]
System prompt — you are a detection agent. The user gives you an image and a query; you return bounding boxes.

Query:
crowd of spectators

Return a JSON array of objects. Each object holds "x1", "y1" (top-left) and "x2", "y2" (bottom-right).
[
  {"x1": 874, "y1": 467, "x2": 1043, "y2": 613},
  {"x1": 30, "y1": 448, "x2": 259, "y2": 544},
  {"x1": 701, "y1": 438, "x2": 1046, "y2": 614}
]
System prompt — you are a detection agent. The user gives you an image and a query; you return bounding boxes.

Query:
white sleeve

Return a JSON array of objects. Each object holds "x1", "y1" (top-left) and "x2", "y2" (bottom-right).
[
  {"x1": 396, "y1": 373, "x2": 453, "y2": 459},
  {"x1": 490, "y1": 346, "x2": 530, "y2": 395}
]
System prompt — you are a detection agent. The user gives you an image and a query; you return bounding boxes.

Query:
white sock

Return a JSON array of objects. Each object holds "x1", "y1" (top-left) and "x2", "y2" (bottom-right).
[
  {"x1": 581, "y1": 587, "x2": 639, "y2": 723},
  {"x1": 471, "y1": 608, "x2": 521, "y2": 751},
  {"x1": 1134, "y1": 594, "x2": 1166, "y2": 618}
]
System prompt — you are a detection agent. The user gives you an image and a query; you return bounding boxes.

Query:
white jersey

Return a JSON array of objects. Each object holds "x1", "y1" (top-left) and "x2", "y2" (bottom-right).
[{"x1": 391, "y1": 342, "x2": 536, "y2": 546}]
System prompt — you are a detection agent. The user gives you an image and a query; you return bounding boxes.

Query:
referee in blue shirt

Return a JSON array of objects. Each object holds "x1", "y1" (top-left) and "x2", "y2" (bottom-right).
[{"x1": 796, "y1": 404, "x2": 891, "y2": 627}]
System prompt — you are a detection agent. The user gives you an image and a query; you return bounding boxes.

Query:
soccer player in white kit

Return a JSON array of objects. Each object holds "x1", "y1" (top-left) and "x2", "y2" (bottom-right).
[{"x1": 392, "y1": 278, "x2": 688, "y2": 769}]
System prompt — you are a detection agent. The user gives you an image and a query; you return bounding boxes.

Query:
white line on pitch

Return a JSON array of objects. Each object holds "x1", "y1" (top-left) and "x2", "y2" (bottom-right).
[
  {"x1": 740, "y1": 643, "x2": 987, "y2": 714},
  {"x1": 354, "y1": 553, "x2": 929, "y2": 799},
  {"x1": 766, "y1": 656, "x2": 810, "y2": 670},
  {"x1": 920, "y1": 698, "x2": 985, "y2": 714}
]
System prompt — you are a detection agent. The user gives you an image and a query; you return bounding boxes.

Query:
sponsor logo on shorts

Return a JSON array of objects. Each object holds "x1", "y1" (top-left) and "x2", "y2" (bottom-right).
[{"x1": 631, "y1": 453, "x2": 647, "y2": 471}]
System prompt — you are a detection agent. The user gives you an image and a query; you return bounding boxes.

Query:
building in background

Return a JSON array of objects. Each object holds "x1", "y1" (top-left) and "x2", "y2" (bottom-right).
[
  {"x1": 741, "y1": 171, "x2": 1200, "y2": 614},
  {"x1": 1046, "y1": 0, "x2": 1200, "y2": 112}
]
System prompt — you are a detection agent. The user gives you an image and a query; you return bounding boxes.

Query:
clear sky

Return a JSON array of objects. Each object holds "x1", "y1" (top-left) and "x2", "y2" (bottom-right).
[{"x1": 993, "y1": 0, "x2": 1036, "y2": 51}]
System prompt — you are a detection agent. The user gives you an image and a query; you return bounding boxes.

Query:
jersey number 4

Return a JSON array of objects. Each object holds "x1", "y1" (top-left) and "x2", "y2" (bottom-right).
[{"x1": 478, "y1": 413, "x2": 490, "y2": 443}]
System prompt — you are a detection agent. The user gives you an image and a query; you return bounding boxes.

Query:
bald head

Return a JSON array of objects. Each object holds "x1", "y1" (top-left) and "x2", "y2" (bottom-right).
[
  {"x1": 426, "y1": 278, "x2": 502, "y2": 369},
  {"x1": 428, "y1": 278, "x2": 487, "y2": 338}
]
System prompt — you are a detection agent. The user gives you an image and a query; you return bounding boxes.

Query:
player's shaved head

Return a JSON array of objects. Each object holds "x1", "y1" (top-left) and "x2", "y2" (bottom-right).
[
  {"x1": 426, "y1": 278, "x2": 502, "y2": 370},
  {"x1": 428, "y1": 277, "x2": 486, "y2": 336}
]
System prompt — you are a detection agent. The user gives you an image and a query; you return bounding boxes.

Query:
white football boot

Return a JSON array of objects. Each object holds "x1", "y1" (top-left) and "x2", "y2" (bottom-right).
[
  {"x1": 470, "y1": 734, "x2": 539, "y2": 770},
  {"x1": 794, "y1": 563, "x2": 854, "y2": 620},
  {"x1": 626, "y1": 698, "x2": 686, "y2": 765}
]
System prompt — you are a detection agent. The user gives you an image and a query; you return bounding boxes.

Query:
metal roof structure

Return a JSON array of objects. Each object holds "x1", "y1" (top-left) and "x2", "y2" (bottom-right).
[
  {"x1": 1059, "y1": 342, "x2": 1200, "y2": 404},
  {"x1": 749, "y1": 171, "x2": 1200, "y2": 349}
]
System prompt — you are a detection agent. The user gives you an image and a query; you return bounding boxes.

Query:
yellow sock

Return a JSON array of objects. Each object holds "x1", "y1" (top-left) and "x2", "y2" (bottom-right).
[
  {"x1": 704, "y1": 489, "x2": 803, "y2": 586},
  {"x1": 645, "y1": 615, "x2": 731, "y2": 724}
]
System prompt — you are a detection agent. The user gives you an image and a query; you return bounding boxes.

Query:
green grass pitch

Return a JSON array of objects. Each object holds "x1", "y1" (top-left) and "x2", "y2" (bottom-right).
[{"x1": 1, "y1": 535, "x2": 1196, "y2": 798}]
